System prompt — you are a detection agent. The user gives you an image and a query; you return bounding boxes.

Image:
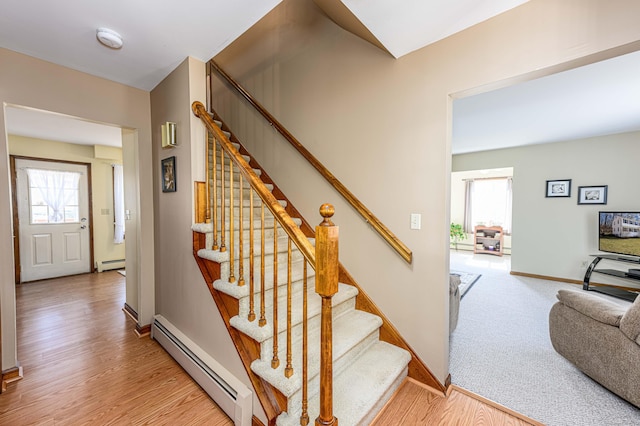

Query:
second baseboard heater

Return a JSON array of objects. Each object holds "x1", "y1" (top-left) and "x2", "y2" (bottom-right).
[
  {"x1": 96, "y1": 259, "x2": 125, "y2": 272},
  {"x1": 151, "y1": 315, "x2": 252, "y2": 426}
]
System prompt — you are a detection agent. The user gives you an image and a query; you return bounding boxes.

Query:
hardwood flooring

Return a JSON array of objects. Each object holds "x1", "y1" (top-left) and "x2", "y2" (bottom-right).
[
  {"x1": 0, "y1": 271, "x2": 232, "y2": 425},
  {"x1": 372, "y1": 379, "x2": 542, "y2": 426},
  {"x1": 1, "y1": 271, "x2": 540, "y2": 425}
]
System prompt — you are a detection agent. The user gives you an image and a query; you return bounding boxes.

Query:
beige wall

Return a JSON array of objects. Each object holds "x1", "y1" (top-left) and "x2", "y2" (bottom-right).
[
  {"x1": 8, "y1": 136, "x2": 125, "y2": 267},
  {"x1": 454, "y1": 131, "x2": 640, "y2": 286},
  {"x1": 0, "y1": 47, "x2": 154, "y2": 370},
  {"x1": 150, "y1": 57, "x2": 260, "y2": 418},
  {"x1": 211, "y1": 0, "x2": 640, "y2": 382}
]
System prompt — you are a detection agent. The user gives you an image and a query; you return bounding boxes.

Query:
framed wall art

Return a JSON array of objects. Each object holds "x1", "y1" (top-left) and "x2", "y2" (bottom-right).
[
  {"x1": 578, "y1": 185, "x2": 607, "y2": 205},
  {"x1": 161, "y1": 156, "x2": 176, "y2": 193},
  {"x1": 546, "y1": 179, "x2": 571, "y2": 198}
]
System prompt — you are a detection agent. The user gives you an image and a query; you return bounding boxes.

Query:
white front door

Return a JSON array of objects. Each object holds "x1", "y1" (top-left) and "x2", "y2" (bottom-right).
[{"x1": 16, "y1": 158, "x2": 91, "y2": 282}]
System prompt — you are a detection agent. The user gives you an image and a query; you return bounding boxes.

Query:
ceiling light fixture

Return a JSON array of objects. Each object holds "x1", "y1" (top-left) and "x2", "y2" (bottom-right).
[{"x1": 96, "y1": 28, "x2": 123, "y2": 49}]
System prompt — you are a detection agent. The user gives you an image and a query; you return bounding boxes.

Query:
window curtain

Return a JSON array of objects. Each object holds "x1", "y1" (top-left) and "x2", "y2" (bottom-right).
[
  {"x1": 26, "y1": 168, "x2": 80, "y2": 223},
  {"x1": 504, "y1": 177, "x2": 513, "y2": 235},
  {"x1": 113, "y1": 164, "x2": 125, "y2": 244},
  {"x1": 463, "y1": 179, "x2": 474, "y2": 233}
]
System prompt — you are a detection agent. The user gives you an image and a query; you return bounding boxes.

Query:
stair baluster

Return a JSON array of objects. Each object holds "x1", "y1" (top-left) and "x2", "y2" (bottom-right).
[
  {"x1": 248, "y1": 189, "x2": 256, "y2": 322},
  {"x1": 301, "y1": 261, "x2": 310, "y2": 426},
  {"x1": 205, "y1": 133, "x2": 211, "y2": 224},
  {"x1": 219, "y1": 147, "x2": 226, "y2": 252},
  {"x1": 259, "y1": 203, "x2": 267, "y2": 327},
  {"x1": 285, "y1": 238, "x2": 294, "y2": 378},
  {"x1": 211, "y1": 132, "x2": 218, "y2": 250},
  {"x1": 238, "y1": 175, "x2": 245, "y2": 286},
  {"x1": 229, "y1": 162, "x2": 235, "y2": 282},
  {"x1": 272, "y1": 220, "x2": 280, "y2": 368}
]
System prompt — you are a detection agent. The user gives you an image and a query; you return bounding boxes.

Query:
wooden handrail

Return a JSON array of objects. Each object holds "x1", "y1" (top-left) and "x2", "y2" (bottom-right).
[
  {"x1": 209, "y1": 61, "x2": 413, "y2": 264},
  {"x1": 192, "y1": 101, "x2": 316, "y2": 267}
]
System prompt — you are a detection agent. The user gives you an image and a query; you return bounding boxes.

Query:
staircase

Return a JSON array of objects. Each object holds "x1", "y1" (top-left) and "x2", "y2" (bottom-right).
[{"x1": 191, "y1": 105, "x2": 418, "y2": 425}]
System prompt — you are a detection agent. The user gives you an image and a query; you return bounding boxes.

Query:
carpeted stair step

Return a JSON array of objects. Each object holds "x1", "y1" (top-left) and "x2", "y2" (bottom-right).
[
  {"x1": 210, "y1": 180, "x2": 273, "y2": 193},
  {"x1": 230, "y1": 283, "x2": 358, "y2": 344},
  {"x1": 213, "y1": 169, "x2": 262, "y2": 182},
  {"x1": 212, "y1": 200, "x2": 288, "y2": 218},
  {"x1": 275, "y1": 340, "x2": 411, "y2": 426},
  {"x1": 193, "y1": 221, "x2": 296, "y2": 253},
  {"x1": 253, "y1": 309, "x2": 383, "y2": 407},
  {"x1": 209, "y1": 152, "x2": 251, "y2": 164},
  {"x1": 213, "y1": 248, "x2": 315, "y2": 298},
  {"x1": 213, "y1": 217, "x2": 302, "y2": 234}
]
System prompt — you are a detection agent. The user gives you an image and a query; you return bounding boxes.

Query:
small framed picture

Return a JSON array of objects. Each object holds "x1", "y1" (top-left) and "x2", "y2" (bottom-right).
[
  {"x1": 578, "y1": 185, "x2": 607, "y2": 205},
  {"x1": 546, "y1": 179, "x2": 571, "y2": 198},
  {"x1": 162, "y1": 156, "x2": 176, "y2": 192}
]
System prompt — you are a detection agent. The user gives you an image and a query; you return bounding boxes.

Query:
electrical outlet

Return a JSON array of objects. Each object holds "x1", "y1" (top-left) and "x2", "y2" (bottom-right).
[{"x1": 410, "y1": 213, "x2": 421, "y2": 230}]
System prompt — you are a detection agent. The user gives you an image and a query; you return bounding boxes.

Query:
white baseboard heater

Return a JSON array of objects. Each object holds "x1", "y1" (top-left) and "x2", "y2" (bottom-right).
[
  {"x1": 96, "y1": 259, "x2": 125, "y2": 272},
  {"x1": 151, "y1": 315, "x2": 252, "y2": 426}
]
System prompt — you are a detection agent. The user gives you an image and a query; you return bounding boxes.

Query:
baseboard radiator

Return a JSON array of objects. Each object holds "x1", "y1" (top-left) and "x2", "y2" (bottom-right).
[
  {"x1": 96, "y1": 259, "x2": 125, "y2": 272},
  {"x1": 151, "y1": 315, "x2": 252, "y2": 426}
]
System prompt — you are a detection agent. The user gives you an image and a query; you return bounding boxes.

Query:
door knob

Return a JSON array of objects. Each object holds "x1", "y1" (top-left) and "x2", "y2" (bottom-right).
[{"x1": 80, "y1": 225, "x2": 87, "y2": 230}]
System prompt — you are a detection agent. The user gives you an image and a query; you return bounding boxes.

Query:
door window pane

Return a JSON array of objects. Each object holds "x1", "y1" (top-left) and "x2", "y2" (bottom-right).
[{"x1": 27, "y1": 168, "x2": 81, "y2": 224}]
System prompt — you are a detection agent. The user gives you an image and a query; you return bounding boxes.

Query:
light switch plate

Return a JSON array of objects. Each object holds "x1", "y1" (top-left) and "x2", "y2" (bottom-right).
[{"x1": 410, "y1": 213, "x2": 421, "y2": 230}]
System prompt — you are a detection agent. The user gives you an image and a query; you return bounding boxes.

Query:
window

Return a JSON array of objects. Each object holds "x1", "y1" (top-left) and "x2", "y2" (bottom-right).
[
  {"x1": 464, "y1": 177, "x2": 512, "y2": 234},
  {"x1": 113, "y1": 164, "x2": 125, "y2": 243},
  {"x1": 26, "y1": 168, "x2": 81, "y2": 224}
]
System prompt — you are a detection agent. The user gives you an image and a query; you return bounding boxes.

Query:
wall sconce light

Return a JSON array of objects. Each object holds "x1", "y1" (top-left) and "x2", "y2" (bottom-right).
[{"x1": 161, "y1": 122, "x2": 177, "y2": 148}]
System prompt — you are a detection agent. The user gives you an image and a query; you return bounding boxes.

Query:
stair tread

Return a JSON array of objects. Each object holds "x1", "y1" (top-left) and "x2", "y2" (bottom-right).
[
  {"x1": 230, "y1": 283, "x2": 357, "y2": 342},
  {"x1": 191, "y1": 215, "x2": 299, "y2": 236},
  {"x1": 276, "y1": 341, "x2": 411, "y2": 425},
  {"x1": 251, "y1": 309, "x2": 383, "y2": 397},
  {"x1": 217, "y1": 198, "x2": 287, "y2": 208}
]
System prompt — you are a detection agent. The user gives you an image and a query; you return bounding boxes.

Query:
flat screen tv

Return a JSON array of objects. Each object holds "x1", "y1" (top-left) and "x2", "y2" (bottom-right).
[{"x1": 599, "y1": 212, "x2": 640, "y2": 257}]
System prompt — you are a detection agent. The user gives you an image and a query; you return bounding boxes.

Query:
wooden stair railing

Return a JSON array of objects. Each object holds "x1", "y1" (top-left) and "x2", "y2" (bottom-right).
[
  {"x1": 209, "y1": 60, "x2": 413, "y2": 264},
  {"x1": 192, "y1": 101, "x2": 338, "y2": 426}
]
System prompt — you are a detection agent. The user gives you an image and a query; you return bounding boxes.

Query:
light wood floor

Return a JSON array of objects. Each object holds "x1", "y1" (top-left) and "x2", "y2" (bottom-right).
[
  {"x1": 373, "y1": 379, "x2": 542, "y2": 426},
  {"x1": 0, "y1": 271, "x2": 233, "y2": 425},
  {"x1": 1, "y1": 271, "x2": 540, "y2": 425}
]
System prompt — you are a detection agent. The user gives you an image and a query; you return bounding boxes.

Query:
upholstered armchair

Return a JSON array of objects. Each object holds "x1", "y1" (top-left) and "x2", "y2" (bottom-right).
[
  {"x1": 450, "y1": 274, "x2": 461, "y2": 333},
  {"x1": 549, "y1": 289, "x2": 640, "y2": 407}
]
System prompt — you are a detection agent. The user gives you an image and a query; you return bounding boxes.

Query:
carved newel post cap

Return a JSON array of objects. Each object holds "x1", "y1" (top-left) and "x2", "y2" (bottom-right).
[
  {"x1": 319, "y1": 203, "x2": 335, "y2": 226},
  {"x1": 319, "y1": 203, "x2": 334, "y2": 218}
]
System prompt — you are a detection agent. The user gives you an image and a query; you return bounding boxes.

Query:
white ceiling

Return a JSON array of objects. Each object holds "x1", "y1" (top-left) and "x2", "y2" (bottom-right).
[
  {"x1": 6, "y1": 106, "x2": 123, "y2": 148},
  {"x1": 2, "y1": 0, "x2": 638, "y2": 154},
  {"x1": 341, "y1": 0, "x2": 528, "y2": 58},
  {"x1": 453, "y1": 49, "x2": 640, "y2": 154}
]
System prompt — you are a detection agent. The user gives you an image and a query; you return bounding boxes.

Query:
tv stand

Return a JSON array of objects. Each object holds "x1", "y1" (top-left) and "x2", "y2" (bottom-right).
[{"x1": 583, "y1": 254, "x2": 640, "y2": 302}]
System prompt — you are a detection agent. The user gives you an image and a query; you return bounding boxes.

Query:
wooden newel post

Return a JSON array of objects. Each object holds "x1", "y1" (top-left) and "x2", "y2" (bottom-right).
[{"x1": 315, "y1": 203, "x2": 339, "y2": 426}]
